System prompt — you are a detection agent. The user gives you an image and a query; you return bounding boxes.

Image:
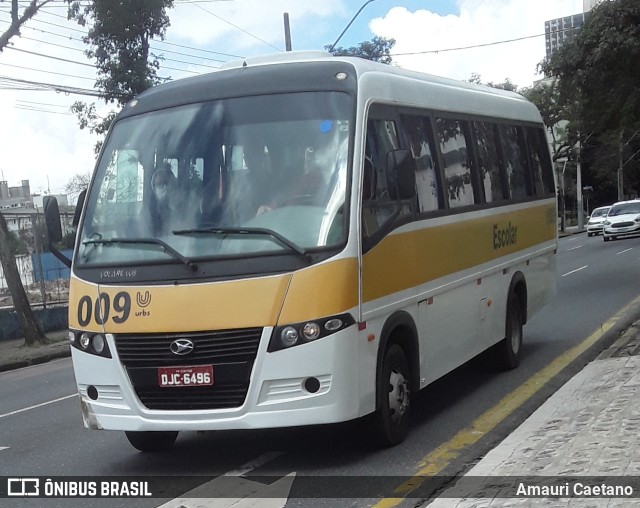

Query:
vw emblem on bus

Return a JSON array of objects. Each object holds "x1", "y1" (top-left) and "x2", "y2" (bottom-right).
[{"x1": 170, "y1": 339, "x2": 194, "y2": 356}]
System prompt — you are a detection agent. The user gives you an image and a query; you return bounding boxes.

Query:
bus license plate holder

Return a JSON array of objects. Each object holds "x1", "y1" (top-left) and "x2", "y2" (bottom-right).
[{"x1": 158, "y1": 365, "x2": 214, "y2": 388}]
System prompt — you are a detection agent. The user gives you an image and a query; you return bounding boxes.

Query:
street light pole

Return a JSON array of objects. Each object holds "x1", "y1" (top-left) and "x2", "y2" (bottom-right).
[{"x1": 328, "y1": 0, "x2": 377, "y2": 53}]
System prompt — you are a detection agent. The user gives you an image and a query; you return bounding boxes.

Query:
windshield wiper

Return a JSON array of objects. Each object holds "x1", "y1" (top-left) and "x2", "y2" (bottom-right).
[
  {"x1": 82, "y1": 237, "x2": 197, "y2": 270},
  {"x1": 173, "y1": 226, "x2": 310, "y2": 261}
]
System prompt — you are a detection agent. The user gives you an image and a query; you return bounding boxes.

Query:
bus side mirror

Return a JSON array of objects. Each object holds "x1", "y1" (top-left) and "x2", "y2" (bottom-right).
[
  {"x1": 43, "y1": 196, "x2": 62, "y2": 243},
  {"x1": 386, "y1": 149, "x2": 416, "y2": 200},
  {"x1": 43, "y1": 196, "x2": 72, "y2": 268}
]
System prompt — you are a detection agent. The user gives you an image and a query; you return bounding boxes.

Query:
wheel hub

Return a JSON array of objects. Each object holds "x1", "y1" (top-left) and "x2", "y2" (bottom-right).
[{"x1": 388, "y1": 368, "x2": 409, "y2": 424}]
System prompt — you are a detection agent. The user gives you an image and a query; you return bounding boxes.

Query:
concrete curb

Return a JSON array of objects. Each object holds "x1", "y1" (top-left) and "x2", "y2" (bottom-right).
[{"x1": 0, "y1": 347, "x2": 71, "y2": 373}]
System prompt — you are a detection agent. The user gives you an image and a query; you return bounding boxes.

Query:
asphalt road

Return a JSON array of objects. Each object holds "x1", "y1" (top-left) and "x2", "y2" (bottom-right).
[{"x1": 2, "y1": 232, "x2": 640, "y2": 508}]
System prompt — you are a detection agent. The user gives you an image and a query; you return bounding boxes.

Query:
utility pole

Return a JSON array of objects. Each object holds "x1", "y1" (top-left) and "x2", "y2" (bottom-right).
[
  {"x1": 618, "y1": 131, "x2": 624, "y2": 201},
  {"x1": 283, "y1": 13, "x2": 292, "y2": 51},
  {"x1": 576, "y1": 138, "x2": 584, "y2": 231}
]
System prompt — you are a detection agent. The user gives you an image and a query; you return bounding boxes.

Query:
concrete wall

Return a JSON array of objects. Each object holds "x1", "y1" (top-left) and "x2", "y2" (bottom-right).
[{"x1": 0, "y1": 305, "x2": 68, "y2": 341}]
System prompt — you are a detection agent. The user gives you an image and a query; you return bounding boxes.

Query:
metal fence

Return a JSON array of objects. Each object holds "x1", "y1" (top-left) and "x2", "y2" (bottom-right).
[{"x1": 0, "y1": 251, "x2": 71, "y2": 308}]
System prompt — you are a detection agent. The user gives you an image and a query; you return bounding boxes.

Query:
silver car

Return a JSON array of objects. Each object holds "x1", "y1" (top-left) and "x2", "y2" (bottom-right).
[
  {"x1": 586, "y1": 205, "x2": 611, "y2": 237},
  {"x1": 603, "y1": 200, "x2": 640, "y2": 242}
]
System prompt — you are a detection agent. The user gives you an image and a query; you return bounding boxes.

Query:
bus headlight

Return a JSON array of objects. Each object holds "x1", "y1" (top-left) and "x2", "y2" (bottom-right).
[
  {"x1": 69, "y1": 330, "x2": 112, "y2": 358},
  {"x1": 269, "y1": 313, "x2": 355, "y2": 352},
  {"x1": 302, "y1": 322, "x2": 321, "y2": 341},
  {"x1": 280, "y1": 326, "x2": 299, "y2": 348}
]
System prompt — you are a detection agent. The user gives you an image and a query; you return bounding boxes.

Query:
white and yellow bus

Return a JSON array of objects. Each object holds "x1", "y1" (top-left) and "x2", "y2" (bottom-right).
[{"x1": 45, "y1": 51, "x2": 557, "y2": 451}]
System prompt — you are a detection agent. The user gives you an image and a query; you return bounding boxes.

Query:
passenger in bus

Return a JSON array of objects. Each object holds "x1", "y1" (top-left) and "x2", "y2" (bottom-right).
[{"x1": 150, "y1": 165, "x2": 179, "y2": 235}]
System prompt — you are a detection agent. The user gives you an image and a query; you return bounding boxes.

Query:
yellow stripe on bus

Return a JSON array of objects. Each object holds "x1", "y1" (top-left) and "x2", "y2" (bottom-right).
[
  {"x1": 69, "y1": 275, "x2": 291, "y2": 333},
  {"x1": 68, "y1": 258, "x2": 360, "y2": 333},
  {"x1": 362, "y1": 203, "x2": 556, "y2": 303},
  {"x1": 277, "y1": 257, "x2": 359, "y2": 324}
]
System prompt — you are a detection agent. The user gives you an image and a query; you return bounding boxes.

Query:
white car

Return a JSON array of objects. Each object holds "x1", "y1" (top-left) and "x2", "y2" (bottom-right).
[
  {"x1": 603, "y1": 200, "x2": 640, "y2": 242},
  {"x1": 586, "y1": 205, "x2": 611, "y2": 237}
]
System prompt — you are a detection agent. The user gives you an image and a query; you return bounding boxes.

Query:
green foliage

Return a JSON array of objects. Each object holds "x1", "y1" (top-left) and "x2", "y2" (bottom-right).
[
  {"x1": 327, "y1": 36, "x2": 396, "y2": 64},
  {"x1": 541, "y1": 0, "x2": 640, "y2": 134},
  {"x1": 539, "y1": 0, "x2": 640, "y2": 201},
  {"x1": 68, "y1": 0, "x2": 174, "y2": 151},
  {"x1": 8, "y1": 230, "x2": 28, "y2": 256}
]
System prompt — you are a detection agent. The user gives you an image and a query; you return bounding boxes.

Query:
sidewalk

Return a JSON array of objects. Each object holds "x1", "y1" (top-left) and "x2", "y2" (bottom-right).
[
  {"x1": 0, "y1": 329, "x2": 70, "y2": 373},
  {"x1": 424, "y1": 319, "x2": 640, "y2": 506}
]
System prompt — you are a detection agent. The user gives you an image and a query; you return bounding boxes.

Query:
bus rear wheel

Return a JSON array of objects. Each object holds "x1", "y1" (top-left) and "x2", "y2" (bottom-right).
[
  {"x1": 372, "y1": 344, "x2": 411, "y2": 447},
  {"x1": 125, "y1": 431, "x2": 178, "y2": 452},
  {"x1": 495, "y1": 294, "x2": 523, "y2": 370}
]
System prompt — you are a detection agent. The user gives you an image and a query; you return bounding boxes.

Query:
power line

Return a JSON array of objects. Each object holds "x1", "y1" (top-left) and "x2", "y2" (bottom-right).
[
  {"x1": 1, "y1": 17, "x2": 231, "y2": 72},
  {"x1": 29, "y1": 3, "x2": 245, "y2": 59},
  {"x1": 0, "y1": 74, "x2": 106, "y2": 97},
  {"x1": 191, "y1": 2, "x2": 282, "y2": 52},
  {"x1": 5, "y1": 45, "x2": 96, "y2": 67},
  {"x1": 390, "y1": 27, "x2": 581, "y2": 57},
  {"x1": 0, "y1": 61, "x2": 96, "y2": 81}
]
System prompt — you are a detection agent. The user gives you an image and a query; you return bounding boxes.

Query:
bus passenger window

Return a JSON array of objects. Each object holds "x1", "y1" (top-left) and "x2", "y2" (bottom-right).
[
  {"x1": 499, "y1": 125, "x2": 530, "y2": 199},
  {"x1": 474, "y1": 121, "x2": 506, "y2": 202},
  {"x1": 525, "y1": 127, "x2": 555, "y2": 196},
  {"x1": 402, "y1": 114, "x2": 440, "y2": 212},
  {"x1": 436, "y1": 118, "x2": 474, "y2": 208}
]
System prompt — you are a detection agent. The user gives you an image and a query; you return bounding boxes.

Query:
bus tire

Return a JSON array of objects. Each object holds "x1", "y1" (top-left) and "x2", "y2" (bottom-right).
[
  {"x1": 125, "y1": 431, "x2": 178, "y2": 452},
  {"x1": 372, "y1": 344, "x2": 411, "y2": 447},
  {"x1": 496, "y1": 294, "x2": 523, "y2": 370}
]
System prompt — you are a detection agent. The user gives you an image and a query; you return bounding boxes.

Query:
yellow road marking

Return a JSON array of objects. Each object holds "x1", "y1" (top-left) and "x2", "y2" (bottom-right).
[{"x1": 373, "y1": 296, "x2": 640, "y2": 507}]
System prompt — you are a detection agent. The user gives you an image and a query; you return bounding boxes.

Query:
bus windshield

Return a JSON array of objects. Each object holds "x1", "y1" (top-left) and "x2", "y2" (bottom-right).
[{"x1": 77, "y1": 91, "x2": 352, "y2": 267}]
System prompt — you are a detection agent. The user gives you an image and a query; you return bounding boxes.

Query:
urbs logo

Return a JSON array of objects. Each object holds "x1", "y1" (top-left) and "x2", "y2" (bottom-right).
[{"x1": 493, "y1": 222, "x2": 518, "y2": 249}]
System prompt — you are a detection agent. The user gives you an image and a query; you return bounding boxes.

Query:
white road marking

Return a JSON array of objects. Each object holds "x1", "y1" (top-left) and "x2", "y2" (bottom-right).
[
  {"x1": 566, "y1": 245, "x2": 583, "y2": 251},
  {"x1": 0, "y1": 447, "x2": 9, "y2": 451},
  {"x1": 0, "y1": 394, "x2": 77, "y2": 419},
  {"x1": 561, "y1": 265, "x2": 588, "y2": 277},
  {"x1": 158, "y1": 452, "x2": 292, "y2": 508},
  {"x1": 225, "y1": 451, "x2": 285, "y2": 476},
  {"x1": 617, "y1": 248, "x2": 633, "y2": 255}
]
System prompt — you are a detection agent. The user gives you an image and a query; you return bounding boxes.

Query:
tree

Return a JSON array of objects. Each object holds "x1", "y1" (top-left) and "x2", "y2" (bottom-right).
[
  {"x1": 523, "y1": 79, "x2": 580, "y2": 163},
  {"x1": 540, "y1": 0, "x2": 640, "y2": 200},
  {"x1": 0, "y1": 214, "x2": 47, "y2": 346},
  {"x1": 0, "y1": 1, "x2": 54, "y2": 345},
  {"x1": 0, "y1": 0, "x2": 51, "y2": 52},
  {"x1": 67, "y1": 0, "x2": 175, "y2": 152},
  {"x1": 541, "y1": 0, "x2": 640, "y2": 135},
  {"x1": 65, "y1": 172, "x2": 92, "y2": 202},
  {"x1": 327, "y1": 35, "x2": 395, "y2": 64}
]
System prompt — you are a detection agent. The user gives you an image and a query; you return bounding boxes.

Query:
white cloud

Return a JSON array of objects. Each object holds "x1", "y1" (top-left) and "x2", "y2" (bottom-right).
[
  {"x1": 370, "y1": 0, "x2": 585, "y2": 87},
  {"x1": 0, "y1": 0, "x2": 587, "y2": 196},
  {"x1": 167, "y1": 0, "x2": 345, "y2": 53}
]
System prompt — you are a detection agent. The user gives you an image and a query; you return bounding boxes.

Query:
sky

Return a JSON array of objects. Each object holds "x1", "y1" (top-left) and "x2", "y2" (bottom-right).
[{"x1": 0, "y1": 0, "x2": 585, "y2": 200}]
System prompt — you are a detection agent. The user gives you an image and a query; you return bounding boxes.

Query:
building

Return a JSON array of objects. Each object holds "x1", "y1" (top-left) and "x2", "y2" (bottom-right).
[
  {"x1": 544, "y1": 13, "x2": 587, "y2": 59},
  {"x1": 544, "y1": 0, "x2": 605, "y2": 59},
  {"x1": 0, "y1": 180, "x2": 74, "y2": 238}
]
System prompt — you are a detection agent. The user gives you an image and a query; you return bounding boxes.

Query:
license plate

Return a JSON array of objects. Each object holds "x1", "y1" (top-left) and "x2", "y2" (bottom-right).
[{"x1": 158, "y1": 365, "x2": 214, "y2": 388}]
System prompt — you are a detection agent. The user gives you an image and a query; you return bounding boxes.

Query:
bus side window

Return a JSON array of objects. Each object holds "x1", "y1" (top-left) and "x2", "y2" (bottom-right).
[
  {"x1": 474, "y1": 121, "x2": 507, "y2": 203},
  {"x1": 401, "y1": 114, "x2": 441, "y2": 213},
  {"x1": 525, "y1": 127, "x2": 555, "y2": 196},
  {"x1": 499, "y1": 125, "x2": 531, "y2": 199},
  {"x1": 435, "y1": 117, "x2": 475, "y2": 208}
]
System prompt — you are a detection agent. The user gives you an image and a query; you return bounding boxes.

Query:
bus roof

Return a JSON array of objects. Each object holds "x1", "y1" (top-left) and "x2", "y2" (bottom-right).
[{"x1": 121, "y1": 51, "x2": 542, "y2": 124}]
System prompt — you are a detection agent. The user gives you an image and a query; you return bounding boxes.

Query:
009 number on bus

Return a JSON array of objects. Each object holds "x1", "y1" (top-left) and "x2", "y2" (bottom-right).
[{"x1": 77, "y1": 292, "x2": 131, "y2": 326}]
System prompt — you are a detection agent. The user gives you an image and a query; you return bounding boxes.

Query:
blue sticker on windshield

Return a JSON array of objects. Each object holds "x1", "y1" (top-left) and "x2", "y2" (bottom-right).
[{"x1": 320, "y1": 120, "x2": 333, "y2": 133}]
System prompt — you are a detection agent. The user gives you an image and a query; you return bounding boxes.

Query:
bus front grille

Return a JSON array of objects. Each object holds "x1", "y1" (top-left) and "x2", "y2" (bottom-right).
[
  {"x1": 133, "y1": 383, "x2": 249, "y2": 410},
  {"x1": 114, "y1": 328, "x2": 262, "y2": 410}
]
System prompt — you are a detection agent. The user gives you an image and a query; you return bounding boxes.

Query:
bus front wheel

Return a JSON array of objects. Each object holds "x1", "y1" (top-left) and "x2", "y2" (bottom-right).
[
  {"x1": 372, "y1": 344, "x2": 411, "y2": 447},
  {"x1": 125, "y1": 431, "x2": 178, "y2": 452}
]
